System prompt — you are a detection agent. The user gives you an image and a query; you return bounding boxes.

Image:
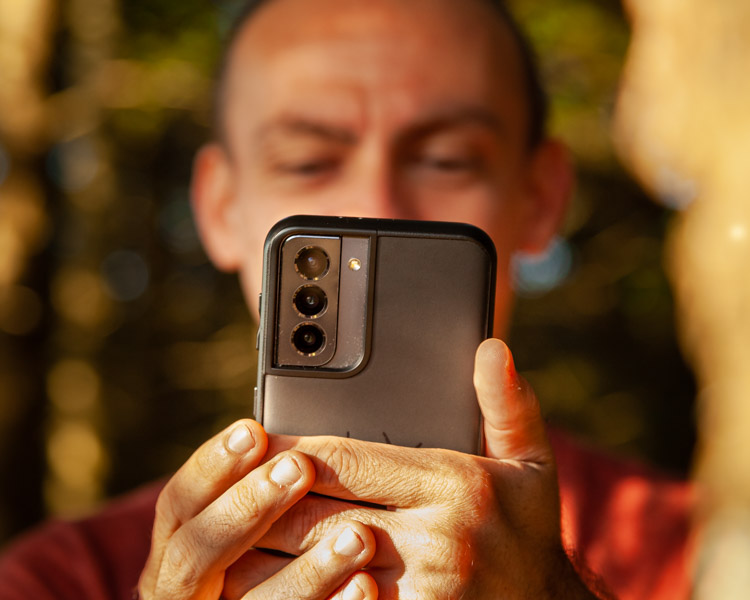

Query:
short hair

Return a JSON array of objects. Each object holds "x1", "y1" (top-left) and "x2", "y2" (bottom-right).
[{"x1": 213, "y1": 0, "x2": 548, "y2": 149}]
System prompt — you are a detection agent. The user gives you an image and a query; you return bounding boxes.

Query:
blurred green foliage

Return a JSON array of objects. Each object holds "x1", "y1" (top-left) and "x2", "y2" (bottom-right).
[
  {"x1": 510, "y1": 0, "x2": 694, "y2": 469},
  {"x1": 0, "y1": 0, "x2": 695, "y2": 546}
]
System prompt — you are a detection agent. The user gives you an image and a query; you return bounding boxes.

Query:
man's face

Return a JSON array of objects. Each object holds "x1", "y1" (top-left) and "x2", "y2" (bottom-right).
[{"x1": 193, "y1": 0, "x2": 569, "y2": 333}]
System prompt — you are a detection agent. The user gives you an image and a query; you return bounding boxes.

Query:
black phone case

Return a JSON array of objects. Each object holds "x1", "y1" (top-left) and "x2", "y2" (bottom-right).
[{"x1": 255, "y1": 215, "x2": 496, "y2": 454}]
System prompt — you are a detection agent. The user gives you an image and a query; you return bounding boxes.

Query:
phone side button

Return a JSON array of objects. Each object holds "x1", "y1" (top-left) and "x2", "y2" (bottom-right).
[
  {"x1": 256, "y1": 293, "x2": 262, "y2": 350},
  {"x1": 253, "y1": 386, "x2": 259, "y2": 418}
]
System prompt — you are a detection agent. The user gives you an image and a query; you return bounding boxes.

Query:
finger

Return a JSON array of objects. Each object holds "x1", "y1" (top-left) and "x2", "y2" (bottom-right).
[
  {"x1": 267, "y1": 434, "x2": 471, "y2": 507},
  {"x1": 153, "y1": 451, "x2": 315, "y2": 599},
  {"x1": 239, "y1": 521, "x2": 376, "y2": 600},
  {"x1": 256, "y1": 496, "x2": 434, "y2": 598},
  {"x1": 157, "y1": 419, "x2": 269, "y2": 537},
  {"x1": 257, "y1": 494, "x2": 398, "y2": 569},
  {"x1": 227, "y1": 550, "x2": 378, "y2": 600},
  {"x1": 329, "y1": 572, "x2": 378, "y2": 600},
  {"x1": 224, "y1": 550, "x2": 292, "y2": 598},
  {"x1": 473, "y1": 338, "x2": 552, "y2": 464},
  {"x1": 140, "y1": 419, "x2": 268, "y2": 593},
  {"x1": 225, "y1": 549, "x2": 380, "y2": 597}
]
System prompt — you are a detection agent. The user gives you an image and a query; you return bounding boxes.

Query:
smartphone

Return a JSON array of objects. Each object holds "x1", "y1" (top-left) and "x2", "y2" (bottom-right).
[{"x1": 254, "y1": 215, "x2": 496, "y2": 454}]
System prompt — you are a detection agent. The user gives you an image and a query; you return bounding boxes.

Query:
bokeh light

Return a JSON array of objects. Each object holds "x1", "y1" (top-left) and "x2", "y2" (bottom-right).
[
  {"x1": 512, "y1": 236, "x2": 574, "y2": 297},
  {"x1": 0, "y1": 175, "x2": 49, "y2": 285},
  {"x1": 729, "y1": 223, "x2": 747, "y2": 243},
  {"x1": 47, "y1": 359, "x2": 101, "y2": 415},
  {"x1": 101, "y1": 249, "x2": 150, "y2": 302},
  {"x1": 45, "y1": 420, "x2": 107, "y2": 517},
  {"x1": 51, "y1": 266, "x2": 113, "y2": 328},
  {"x1": 46, "y1": 136, "x2": 101, "y2": 194},
  {"x1": 0, "y1": 284, "x2": 43, "y2": 336}
]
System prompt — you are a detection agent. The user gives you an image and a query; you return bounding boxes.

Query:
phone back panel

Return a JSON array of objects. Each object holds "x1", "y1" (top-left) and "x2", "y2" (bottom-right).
[{"x1": 257, "y1": 217, "x2": 495, "y2": 454}]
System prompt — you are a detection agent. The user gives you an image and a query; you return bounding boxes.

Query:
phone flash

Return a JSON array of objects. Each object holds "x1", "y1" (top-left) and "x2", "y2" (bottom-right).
[{"x1": 348, "y1": 258, "x2": 362, "y2": 271}]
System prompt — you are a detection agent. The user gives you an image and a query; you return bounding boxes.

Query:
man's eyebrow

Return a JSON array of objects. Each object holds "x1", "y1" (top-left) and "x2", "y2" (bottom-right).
[
  {"x1": 253, "y1": 108, "x2": 504, "y2": 148},
  {"x1": 256, "y1": 118, "x2": 357, "y2": 145},
  {"x1": 404, "y1": 107, "x2": 506, "y2": 139}
]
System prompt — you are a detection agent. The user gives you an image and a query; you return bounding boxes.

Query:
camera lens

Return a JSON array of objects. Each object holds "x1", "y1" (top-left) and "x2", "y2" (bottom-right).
[
  {"x1": 293, "y1": 285, "x2": 327, "y2": 317},
  {"x1": 295, "y1": 246, "x2": 329, "y2": 280},
  {"x1": 292, "y1": 323, "x2": 326, "y2": 355}
]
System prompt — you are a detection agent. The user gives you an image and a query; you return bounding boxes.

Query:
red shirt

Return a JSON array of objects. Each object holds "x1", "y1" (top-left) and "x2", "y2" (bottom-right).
[{"x1": 0, "y1": 432, "x2": 694, "y2": 599}]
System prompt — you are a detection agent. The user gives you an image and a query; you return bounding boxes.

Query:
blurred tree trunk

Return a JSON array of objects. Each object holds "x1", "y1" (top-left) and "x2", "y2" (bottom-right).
[
  {"x1": 0, "y1": 0, "x2": 56, "y2": 541},
  {"x1": 0, "y1": 0, "x2": 121, "y2": 534},
  {"x1": 41, "y1": 0, "x2": 121, "y2": 517},
  {"x1": 614, "y1": 1, "x2": 750, "y2": 597}
]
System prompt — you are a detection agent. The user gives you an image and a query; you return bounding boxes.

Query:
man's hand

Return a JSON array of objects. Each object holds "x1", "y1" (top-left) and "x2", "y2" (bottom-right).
[
  {"x1": 250, "y1": 339, "x2": 598, "y2": 599},
  {"x1": 137, "y1": 419, "x2": 377, "y2": 600}
]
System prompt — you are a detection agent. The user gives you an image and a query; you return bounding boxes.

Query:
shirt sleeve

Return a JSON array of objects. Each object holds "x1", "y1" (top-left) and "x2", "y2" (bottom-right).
[
  {"x1": 0, "y1": 482, "x2": 162, "y2": 600},
  {"x1": 550, "y1": 429, "x2": 694, "y2": 600},
  {"x1": 0, "y1": 520, "x2": 116, "y2": 600}
]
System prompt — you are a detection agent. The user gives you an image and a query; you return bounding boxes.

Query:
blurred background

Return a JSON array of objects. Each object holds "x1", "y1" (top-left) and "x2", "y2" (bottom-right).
[{"x1": 0, "y1": 0, "x2": 696, "y2": 547}]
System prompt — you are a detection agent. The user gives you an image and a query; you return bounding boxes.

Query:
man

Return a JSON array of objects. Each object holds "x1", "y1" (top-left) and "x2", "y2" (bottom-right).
[{"x1": 0, "y1": 0, "x2": 693, "y2": 598}]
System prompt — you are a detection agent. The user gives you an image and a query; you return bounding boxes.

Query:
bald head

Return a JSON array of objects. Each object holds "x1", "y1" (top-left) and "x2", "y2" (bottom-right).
[{"x1": 213, "y1": 0, "x2": 547, "y2": 150}]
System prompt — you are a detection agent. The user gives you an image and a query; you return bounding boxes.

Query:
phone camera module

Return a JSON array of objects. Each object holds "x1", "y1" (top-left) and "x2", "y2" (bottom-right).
[
  {"x1": 295, "y1": 246, "x2": 329, "y2": 280},
  {"x1": 292, "y1": 323, "x2": 326, "y2": 355},
  {"x1": 293, "y1": 285, "x2": 328, "y2": 317}
]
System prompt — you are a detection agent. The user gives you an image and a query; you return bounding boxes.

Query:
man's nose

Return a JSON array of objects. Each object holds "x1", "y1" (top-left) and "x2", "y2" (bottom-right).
[
  {"x1": 339, "y1": 153, "x2": 413, "y2": 220},
  {"x1": 343, "y1": 189, "x2": 406, "y2": 221}
]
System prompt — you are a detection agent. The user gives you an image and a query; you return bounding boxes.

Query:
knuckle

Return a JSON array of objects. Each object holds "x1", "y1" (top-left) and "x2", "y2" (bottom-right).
[
  {"x1": 157, "y1": 538, "x2": 202, "y2": 598},
  {"x1": 414, "y1": 532, "x2": 480, "y2": 599},
  {"x1": 418, "y1": 452, "x2": 500, "y2": 530},
  {"x1": 430, "y1": 453, "x2": 488, "y2": 501},
  {"x1": 297, "y1": 558, "x2": 328, "y2": 590},
  {"x1": 315, "y1": 437, "x2": 363, "y2": 492},
  {"x1": 202, "y1": 484, "x2": 267, "y2": 547},
  {"x1": 225, "y1": 481, "x2": 263, "y2": 523},
  {"x1": 414, "y1": 460, "x2": 499, "y2": 571},
  {"x1": 402, "y1": 534, "x2": 467, "y2": 600},
  {"x1": 192, "y1": 442, "x2": 224, "y2": 481},
  {"x1": 285, "y1": 495, "x2": 335, "y2": 550},
  {"x1": 203, "y1": 512, "x2": 243, "y2": 547},
  {"x1": 465, "y1": 466, "x2": 497, "y2": 516}
]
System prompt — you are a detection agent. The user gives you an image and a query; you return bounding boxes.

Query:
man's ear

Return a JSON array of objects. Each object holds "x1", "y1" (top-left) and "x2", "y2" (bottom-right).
[
  {"x1": 190, "y1": 143, "x2": 242, "y2": 272},
  {"x1": 517, "y1": 138, "x2": 574, "y2": 254}
]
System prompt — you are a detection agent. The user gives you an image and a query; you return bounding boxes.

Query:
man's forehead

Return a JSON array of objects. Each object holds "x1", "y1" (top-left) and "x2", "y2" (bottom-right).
[
  {"x1": 240, "y1": 0, "x2": 507, "y2": 42},
  {"x1": 229, "y1": 0, "x2": 519, "y2": 78},
  {"x1": 217, "y1": 0, "x2": 530, "y2": 151}
]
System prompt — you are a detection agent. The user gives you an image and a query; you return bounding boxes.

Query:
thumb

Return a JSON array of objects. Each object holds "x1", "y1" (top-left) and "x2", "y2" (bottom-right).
[{"x1": 474, "y1": 338, "x2": 552, "y2": 464}]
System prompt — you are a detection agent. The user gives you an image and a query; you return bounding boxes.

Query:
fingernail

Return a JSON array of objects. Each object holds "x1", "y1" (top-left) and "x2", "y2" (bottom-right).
[
  {"x1": 270, "y1": 456, "x2": 302, "y2": 486},
  {"x1": 341, "y1": 579, "x2": 365, "y2": 600},
  {"x1": 226, "y1": 423, "x2": 255, "y2": 454},
  {"x1": 333, "y1": 527, "x2": 364, "y2": 557}
]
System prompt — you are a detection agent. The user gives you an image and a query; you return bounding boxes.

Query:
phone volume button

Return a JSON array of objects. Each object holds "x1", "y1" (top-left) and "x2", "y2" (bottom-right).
[{"x1": 256, "y1": 293, "x2": 263, "y2": 350}]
